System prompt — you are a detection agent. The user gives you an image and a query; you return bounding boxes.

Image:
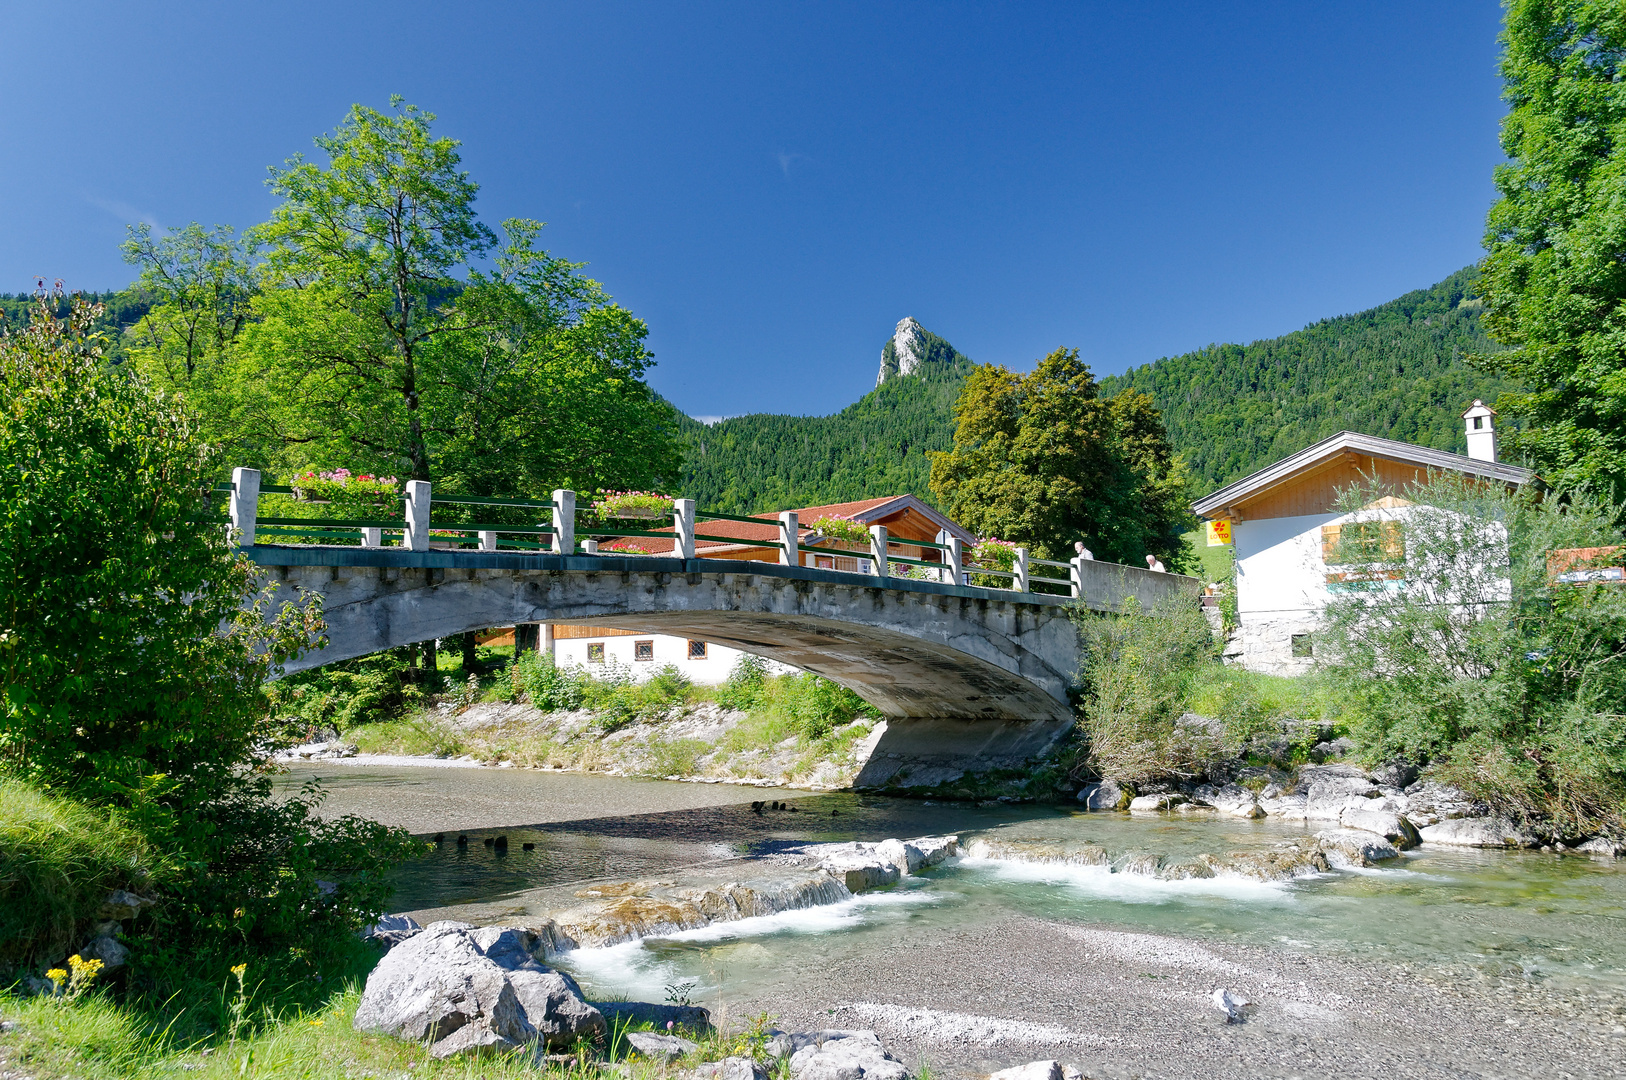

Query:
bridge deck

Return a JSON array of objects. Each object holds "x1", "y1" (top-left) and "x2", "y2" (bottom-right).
[{"x1": 244, "y1": 544, "x2": 1080, "y2": 609}]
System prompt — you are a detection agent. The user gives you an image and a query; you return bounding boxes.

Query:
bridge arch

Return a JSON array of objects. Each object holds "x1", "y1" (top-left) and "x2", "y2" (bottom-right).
[{"x1": 253, "y1": 546, "x2": 1196, "y2": 788}]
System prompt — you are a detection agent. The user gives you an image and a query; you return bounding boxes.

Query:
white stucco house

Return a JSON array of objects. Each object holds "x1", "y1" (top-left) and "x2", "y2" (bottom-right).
[{"x1": 1192, "y1": 402, "x2": 1533, "y2": 675}]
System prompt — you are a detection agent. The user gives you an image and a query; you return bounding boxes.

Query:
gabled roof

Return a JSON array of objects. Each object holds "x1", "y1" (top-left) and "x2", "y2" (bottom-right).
[
  {"x1": 1192, "y1": 430, "x2": 1535, "y2": 519},
  {"x1": 608, "y1": 494, "x2": 974, "y2": 556}
]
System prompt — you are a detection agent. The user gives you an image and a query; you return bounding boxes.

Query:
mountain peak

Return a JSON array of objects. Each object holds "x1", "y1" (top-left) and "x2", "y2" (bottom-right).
[{"x1": 876, "y1": 316, "x2": 932, "y2": 386}]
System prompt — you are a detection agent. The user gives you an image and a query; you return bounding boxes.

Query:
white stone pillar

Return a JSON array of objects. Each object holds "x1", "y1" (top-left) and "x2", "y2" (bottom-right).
[
  {"x1": 403, "y1": 480, "x2": 432, "y2": 552},
  {"x1": 479, "y1": 530, "x2": 498, "y2": 551},
  {"x1": 229, "y1": 467, "x2": 260, "y2": 548},
  {"x1": 581, "y1": 538, "x2": 599, "y2": 555},
  {"x1": 870, "y1": 524, "x2": 889, "y2": 580},
  {"x1": 361, "y1": 527, "x2": 382, "y2": 549},
  {"x1": 945, "y1": 535, "x2": 964, "y2": 585},
  {"x1": 1014, "y1": 547, "x2": 1029, "y2": 593},
  {"x1": 778, "y1": 511, "x2": 798, "y2": 566},
  {"x1": 540, "y1": 622, "x2": 554, "y2": 657},
  {"x1": 673, "y1": 498, "x2": 696, "y2": 560},
  {"x1": 552, "y1": 489, "x2": 575, "y2": 555},
  {"x1": 1070, "y1": 555, "x2": 1086, "y2": 600}
]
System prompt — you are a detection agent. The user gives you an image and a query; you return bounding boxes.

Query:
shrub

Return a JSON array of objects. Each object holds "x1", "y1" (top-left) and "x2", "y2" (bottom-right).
[
  {"x1": 0, "y1": 293, "x2": 417, "y2": 977},
  {"x1": 1073, "y1": 595, "x2": 1220, "y2": 784},
  {"x1": 266, "y1": 651, "x2": 424, "y2": 735},
  {"x1": 715, "y1": 654, "x2": 770, "y2": 711},
  {"x1": 1319, "y1": 475, "x2": 1626, "y2": 835},
  {"x1": 806, "y1": 515, "x2": 871, "y2": 544},
  {"x1": 0, "y1": 779, "x2": 164, "y2": 973}
]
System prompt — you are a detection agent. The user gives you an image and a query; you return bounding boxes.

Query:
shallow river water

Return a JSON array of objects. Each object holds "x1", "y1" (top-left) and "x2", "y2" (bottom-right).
[{"x1": 284, "y1": 763, "x2": 1626, "y2": 1011}]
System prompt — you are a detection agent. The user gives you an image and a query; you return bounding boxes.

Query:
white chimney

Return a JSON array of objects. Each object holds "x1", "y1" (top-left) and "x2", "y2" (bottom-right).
[{"x1": 1463, "y1": 399, "x2": 1497, "y2": 462}]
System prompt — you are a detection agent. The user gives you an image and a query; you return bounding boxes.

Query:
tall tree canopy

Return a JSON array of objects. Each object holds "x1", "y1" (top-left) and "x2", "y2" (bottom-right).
[
  {"x1": 124, "y1": 99, "x2": 680, "y2": 497},
  {"x1": 928, "y1": 348, "x2": 1192, "y2": 569},
  {"x1": 1480, "y1": 1, "x2": 1626, "y2": 499}
]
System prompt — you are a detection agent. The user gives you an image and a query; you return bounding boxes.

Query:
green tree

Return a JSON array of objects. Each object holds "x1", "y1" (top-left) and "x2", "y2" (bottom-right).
[
  {"x1": 1480, "y1": 1, "x2": 1626, "y2": 501},
  {"x1": 0, "y1": 292, "x2": 414, "y2": 967},
  {"x1": 928, "y1": 348, "x2": 1193, "y2": 568},
  {"x1": 121, "y1": 223, "x2": 265, "y2": 462},
  {"x1": 245, "y1": 97, "x2": 496, "y2": 481}
]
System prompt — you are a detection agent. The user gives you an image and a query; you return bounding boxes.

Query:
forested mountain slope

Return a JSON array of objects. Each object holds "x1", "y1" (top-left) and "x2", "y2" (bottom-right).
[
  {"x1": 1, "y1": 290, "x2": 150, "y2": 364},
  {"x1": 677, "y1": 325, "x2": 973, "y2": 513},
  {"x1": 1098, "y1": 265, "x2": 1513, "y2": 490}
]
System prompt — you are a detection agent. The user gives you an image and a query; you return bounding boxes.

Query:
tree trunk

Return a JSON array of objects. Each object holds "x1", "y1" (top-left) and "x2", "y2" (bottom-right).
[{"x1": 461, "y1": 630, "x2": 480, "y2": 672}]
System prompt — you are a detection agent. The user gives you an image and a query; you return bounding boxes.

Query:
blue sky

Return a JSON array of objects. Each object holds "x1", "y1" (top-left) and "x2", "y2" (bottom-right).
[{"x1": 3, "y1": 1, "x2": 1507, "y2": 419}]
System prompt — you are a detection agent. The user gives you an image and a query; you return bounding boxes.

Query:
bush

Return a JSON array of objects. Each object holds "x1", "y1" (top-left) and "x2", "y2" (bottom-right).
[
  {"x1": 1072, "y1": 595, "x2": 1220, "y2": 784},
  {"x1": 0, "y1": 779, "x2": 164, "y2": 973},
  {"x1": 266, "y1": 651, "x2": 425, "y2": 735},
  {"x1": 1319, "y1": 475, "x2": 1626, "y2": 835},
  {"x1": 0, "y1": 294, "x2": 417, "y2": 980},
  {"x1": 715, "y1": 654, "x2": 770, "y2": 711}
]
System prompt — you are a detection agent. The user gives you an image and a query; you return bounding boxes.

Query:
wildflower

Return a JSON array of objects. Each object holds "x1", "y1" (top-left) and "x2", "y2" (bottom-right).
[
  {"x1": 308, "y1": 1019, "x2": 324, "y2": 1026},
  {"x1": 230, "y1": 963, "x2": 248, "y2": 978},
  {"x1": 45, "y1": 968, "x2": 66, "y2": 992}
]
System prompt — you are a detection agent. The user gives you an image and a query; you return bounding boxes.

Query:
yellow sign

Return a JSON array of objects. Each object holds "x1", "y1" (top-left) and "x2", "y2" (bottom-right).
[{"x1": 1206, "y1": 519, "x2": 1233, "y2": 547}]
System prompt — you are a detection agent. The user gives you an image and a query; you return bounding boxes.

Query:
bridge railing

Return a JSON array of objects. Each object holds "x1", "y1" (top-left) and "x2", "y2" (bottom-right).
[{"x1": 220, "y1": 469, "x2": 1111, "y2": 601}]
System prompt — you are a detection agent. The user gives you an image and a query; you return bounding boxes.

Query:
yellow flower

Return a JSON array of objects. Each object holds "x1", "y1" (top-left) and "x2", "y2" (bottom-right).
[
  {"x1": 307, "y1": 1019, "x2": 324, "y2": 1026},
  {"x1": 45, "y1": 968, "x2": 66, "y2": 984},
  {"x1": 230, "y1": 963, "x2": 247, "y2": 977}
]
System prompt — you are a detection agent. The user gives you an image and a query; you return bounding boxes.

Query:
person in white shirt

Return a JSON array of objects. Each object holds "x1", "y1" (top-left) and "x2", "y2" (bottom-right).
[
  {"x1": 1074, "y1": 540, "x2": 1095, "y2": 561},
  {"x1": 1145, "y1": 554, "x2": 1166, "y2": 573}
]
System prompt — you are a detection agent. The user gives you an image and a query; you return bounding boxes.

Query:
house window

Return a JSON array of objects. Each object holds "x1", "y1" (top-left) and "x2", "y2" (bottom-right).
[
  {"x1": 816, "y1": 555, "x2": 834, "y2": 569},
  {"x1": 1291, "y1": 633, "x2": 1313, "y2": 658},
  {"x1": 586, "y1": 642, "x2": 605, "y2": 662},
  {"x1": 1321, "y1": 521, "x2": 1404, "y2": 566},
  {"x1": 634, "y1": 640, "x2": 655, "y2": 661},
  {"x1": 687, "y1": 640, "x2": 708, "y2": 659}
]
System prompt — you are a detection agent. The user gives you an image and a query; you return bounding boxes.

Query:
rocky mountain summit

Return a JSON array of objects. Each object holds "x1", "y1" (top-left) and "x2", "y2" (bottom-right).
[{"x1": 875, "y1": 316, "x2": 964, "y2": 386}]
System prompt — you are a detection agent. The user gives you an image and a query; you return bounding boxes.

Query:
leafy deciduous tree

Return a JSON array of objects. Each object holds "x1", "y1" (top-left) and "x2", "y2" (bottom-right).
[{"x1": 928, "y1": 348, "x2": 1193, "y2": 568}]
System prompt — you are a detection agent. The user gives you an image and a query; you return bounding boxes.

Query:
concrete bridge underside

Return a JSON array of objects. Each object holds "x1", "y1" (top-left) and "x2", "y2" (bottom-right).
[{"x1": 250, "y1": 547, "x2": 1197, "y2": 789}]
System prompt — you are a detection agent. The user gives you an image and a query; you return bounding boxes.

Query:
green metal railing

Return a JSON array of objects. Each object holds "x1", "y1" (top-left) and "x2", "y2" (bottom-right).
[{"x1": 221, "y1": 469, "x2": 1089, "y2": 599}]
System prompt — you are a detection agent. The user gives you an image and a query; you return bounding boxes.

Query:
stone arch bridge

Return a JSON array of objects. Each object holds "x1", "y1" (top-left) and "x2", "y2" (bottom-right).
[{"x1": 250, "y1": 545, "x2": 1197, "y2": 789}]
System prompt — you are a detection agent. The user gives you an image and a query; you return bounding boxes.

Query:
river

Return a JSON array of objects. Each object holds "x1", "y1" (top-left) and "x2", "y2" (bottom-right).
[{"x1": 282, "y1": 763, "x2": 1626, "y2": 1078}]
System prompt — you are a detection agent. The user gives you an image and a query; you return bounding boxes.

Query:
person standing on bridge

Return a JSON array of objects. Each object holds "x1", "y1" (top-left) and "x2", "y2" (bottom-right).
[{"x1": 1074, "y1": 540, "x2": 1094, "y2": 561}]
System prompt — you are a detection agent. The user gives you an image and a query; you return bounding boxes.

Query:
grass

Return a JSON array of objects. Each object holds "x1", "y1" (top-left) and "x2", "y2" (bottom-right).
[
  {"x1": 1186, "y1": 665, "x2": 1350, "y2": 748},
  {"x1": 0, "y1": 981, "x2": 792, "y2": 1080},
  {"x1": 0, "y1": 779, "x2": 165, "y2": 974}
]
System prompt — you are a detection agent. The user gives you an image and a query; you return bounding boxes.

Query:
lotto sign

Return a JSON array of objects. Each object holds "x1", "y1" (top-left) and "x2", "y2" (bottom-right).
[{"x1": 1206, "y1": 519, "x2": 1233, "y2": 546}]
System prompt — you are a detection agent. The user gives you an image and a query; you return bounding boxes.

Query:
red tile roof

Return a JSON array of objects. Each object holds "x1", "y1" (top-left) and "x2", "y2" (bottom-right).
[{"x1": 594, "y1": 495, "x2": 952, "y2": 556}]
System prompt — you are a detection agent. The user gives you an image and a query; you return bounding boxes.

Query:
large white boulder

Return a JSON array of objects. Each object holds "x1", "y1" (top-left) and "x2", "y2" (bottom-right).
[
  {"x1": 787, "y1": 1030, "x2": 908, "y2": 1080},
  {"x1": 990, "y1": 1062, "x2": 1064, "y2": 1080},
  {"x1": 1315, "y1": 828, "x2": 1399, "y2": 868},
  {"x1": 1340, "y1": 806, "x2": 1422, "y2": 849},
  {"x1": 1128, "y1": 793, "x2": 1187, "y2": 814},
  {"x1": 1419, "y1": 817, "x2": 1535, "y2": 848},
  {"x1": 353, "y1": 922, "x2": 604, "y2": 1058}
]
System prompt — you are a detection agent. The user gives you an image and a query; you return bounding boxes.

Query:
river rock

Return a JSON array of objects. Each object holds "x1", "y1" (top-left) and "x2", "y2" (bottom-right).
[
  {"x1": 1340, "y1": 806, "x2": 1422, "y2": 849},
  {"x1": 691, "y1": 1057, "x2": 770, "y2": 1080},
  {"x1": 905, "y1": 835, "x2": 960, "y2": 868},
  {"x1": 625, "y1": 1030, "x2": 698, "y2": 1062},
  {"x1": 1211, "y1": 988, "x2": 1250, "y2": 1023},
  {"x1": 1400, "y1": 782, "x2": 1484, "y2": 827},
  {"x1": 1129, "y1": 793, "x2": 1187, "y2": 813},
  {"x1": 1299, "y1": 765, "x2": 1381, "y2": 820},
  {"x1": 99, "y1": 890, "x2": 155, "y2": 920},
  {"x1": 787, "y1": 1030, "x2": 908, "y2": 1080},
  {"x1": 964, "y1": 837, "x2": 1111, "y2": 867},
  {"x1": 1577, "y1": 837, "x2": 1625, "y2": 857},
  {"x1": 1191, "y1": 783, "x2": 1264, "y2": 818},
  {"x1": 593, "y1": 1001, "x2": 713, "y2": 1033},
  {"x1": 990, "y1": 1062, "x2": 1064, "y2": 1080},
  {"x1": 1258, "y1": 792, "x2": 1308, "y2": 819},
  {"x1": 1079, "y1": 780, "x2": 1126, "y2": 810},
  {"x1": 76, "y1": 933, "x2": 129, "y2": 971},
  {"x1": 352, "y1": 921, "x2": 604, "y2": 1057},
  {"x1": 1315, "y1": 828, "x2": 1399, "y2": 868},
  {"x1": 1419, "y1": 817, "x2": 1536, "y2": 848},
  {"x1": 363, "y1": 913, "x2": 423, "y2": 949}
]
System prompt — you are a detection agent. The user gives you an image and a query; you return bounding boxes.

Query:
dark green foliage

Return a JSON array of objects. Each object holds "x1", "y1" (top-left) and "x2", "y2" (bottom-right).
[
  {"x1": 930, "y1": 349, "x2": 1194, "y2": 568},
  {"x1": 678, "y1": 349, "x2": 974, "y2": 513},
  {"x1": 266, "y1": 651, "x2": 426, "y2": 735},
  {"x1": 1100, "y1": 266, "x2": 1515, "y2": 490},
  {"x1": 0, "y1": 294, "x2": 417, "y2": 978},
  {"x1": 0, "y1": 288, "x2": 150, "y2": 366},
  {"x1": 1478, "y1": 1, "x2": 1626, "y2": 504}
]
